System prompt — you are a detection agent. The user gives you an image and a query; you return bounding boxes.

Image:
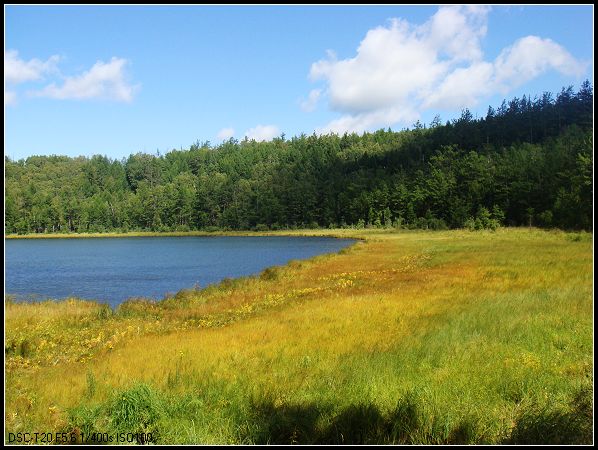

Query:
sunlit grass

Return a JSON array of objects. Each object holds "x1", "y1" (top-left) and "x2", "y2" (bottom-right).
[{"x1": 4, "y1": 228, "x2": 593, "y2": 444}]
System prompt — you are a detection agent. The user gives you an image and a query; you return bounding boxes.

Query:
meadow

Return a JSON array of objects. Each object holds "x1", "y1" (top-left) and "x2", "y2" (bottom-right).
[{"x1": 4, "y1": 228, "x2": 593, "y2": 444}]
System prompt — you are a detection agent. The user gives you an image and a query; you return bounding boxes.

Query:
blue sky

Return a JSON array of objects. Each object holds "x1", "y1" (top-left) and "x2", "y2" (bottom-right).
[{"x1": 4, "y1": 5, "x2": 593, "y2": 160}]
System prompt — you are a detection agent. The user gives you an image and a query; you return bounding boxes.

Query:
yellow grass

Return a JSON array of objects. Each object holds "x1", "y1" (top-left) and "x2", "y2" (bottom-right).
[{"x1": 4, "y1": 228, "x2": 593, "y2": 444}]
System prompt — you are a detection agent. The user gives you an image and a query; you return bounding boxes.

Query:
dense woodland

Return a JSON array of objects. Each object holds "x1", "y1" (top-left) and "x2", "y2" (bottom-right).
[{"x1": 4, "y1": 81, "x2": 593, "y2": 234}]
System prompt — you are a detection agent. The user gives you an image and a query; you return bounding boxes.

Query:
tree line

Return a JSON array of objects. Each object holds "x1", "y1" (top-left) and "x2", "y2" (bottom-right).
[{"x1": 4, "y1": 81, "x2": 593, "y2": 234}]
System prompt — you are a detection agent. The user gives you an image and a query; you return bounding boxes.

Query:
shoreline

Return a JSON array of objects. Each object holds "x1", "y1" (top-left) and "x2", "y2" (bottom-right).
[
  {"x1": 4, "y1": 229, "x2": 365, "y2": 308},
  {"x1": 4, "y1": 229, "x2": 369, "y2": 240}
]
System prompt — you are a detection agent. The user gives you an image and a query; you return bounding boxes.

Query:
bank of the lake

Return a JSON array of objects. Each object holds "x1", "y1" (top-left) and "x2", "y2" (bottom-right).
[
  {"x1": 5, "y1": 230, "x2": 360, "y2": 239},
  {"x1": 4, "y1": 228, "x2": 593, "y2": 444}
]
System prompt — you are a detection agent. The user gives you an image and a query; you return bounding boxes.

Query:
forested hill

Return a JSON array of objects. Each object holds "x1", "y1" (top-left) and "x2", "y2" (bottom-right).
[{"x1": 5, "y1": 81, "x2": 593, "y2": 234}]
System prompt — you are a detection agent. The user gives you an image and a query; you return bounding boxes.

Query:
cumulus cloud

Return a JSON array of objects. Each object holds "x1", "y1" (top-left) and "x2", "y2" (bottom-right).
[
  {"x1": 307, "y1": 6, "x2": 586, "y2": 134},
  {"x1": 317, "y1": 106, "x2": 419, "y2": 135},
  {"x1": 299, "y1": 88, "x2": 322, "y2": 112},
  {"x1": 5, "y1": 50, "x2": 60, "y2": 84},
  {"x1": 244, "y1": 124, "x2": 280, "y2": 142},
  {"x1": 493, "y1": 36, "x2": 586, "y2": 91},
  {"x1": 422, "y1": 4, "x2": 490, "y2": 63},
  {"x1": 422, "y1": 62, "x2": 494, "y2": 110},
  {"x1": 4, "y1": 50, "x2": 60, "y2": 105},
  {"x1": 310, "y1": 17, "x2": 446, "y2": 115},
  {"x1": 424, "y1": 36, "x2": 586, "y2": 110},
  {"x1": 31, "y1": 57, "x2": 139, "y2": 102},
  {"x1": 217, "y1": 127, "x2": 235, "y2": 141}
]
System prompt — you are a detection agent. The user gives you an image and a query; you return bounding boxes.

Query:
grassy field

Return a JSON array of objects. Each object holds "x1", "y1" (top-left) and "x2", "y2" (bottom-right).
[{"x1": 4, "y1": 228, "x2": 593, "y2": 444}]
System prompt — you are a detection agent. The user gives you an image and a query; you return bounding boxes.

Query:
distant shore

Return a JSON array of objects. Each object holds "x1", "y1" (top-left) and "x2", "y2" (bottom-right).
[{"x1": 4, "y1": 229, "x2": 364, "y2": 240}]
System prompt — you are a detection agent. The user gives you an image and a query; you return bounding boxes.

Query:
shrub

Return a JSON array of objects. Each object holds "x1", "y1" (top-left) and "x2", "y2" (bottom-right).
[
  {"x1": 464, "y1": 218, "x2": 476, "y2": 231},
  {"x1": 427, "y1": 218, "x2": 448, "y2": 230},
  {"x1": 414, "y1": 217, "x2": 429, "y2": 230},
  {"x1": 465, "y1": 208, "x2": 501, "y2": 231},
  {"x1": 392, "y1": 218, "x2": 404, "y2": 229},
  {"x1": 491, "y1": 205, "x2": 505, "y2": 224},
  {"x1": 537, "y1": 210, "x2": 553, "y2": 227}
]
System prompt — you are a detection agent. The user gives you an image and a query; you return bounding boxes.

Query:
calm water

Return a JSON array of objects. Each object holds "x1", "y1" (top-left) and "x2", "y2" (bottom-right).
[{"x1": 5, "y1": 236, "x2": 355, "y2": 307}]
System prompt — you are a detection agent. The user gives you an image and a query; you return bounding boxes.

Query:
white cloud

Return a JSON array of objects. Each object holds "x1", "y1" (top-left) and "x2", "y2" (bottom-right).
[
  {"x1": 493, "y1": 36, "x2": 587, "y2": 92},
  {"x1": 299, "y1": 88, "x2": 322, "y2": 112},
  {"x1": 217, "y1": 127, "x2": 235, "y2": 141},
  {"x1": 4, "y1": 50, "x2": 60, "y2": 106},
  {"x1": 310, "y1": 16, "x2": 446, "y2": 115},
  {"x1": 4, "y1": 50, "x2": 60, "y2": 84},
  {"x1": 32, "y1": 57, "x2": 139, "y2": 102},
  {"x1": 425, "y1": 36, "x2": 587, "y2": 109},
  {"x1": 423, "y1": 5, "x2": 490, "y2": 63},
  {"x1": 423, "y1": 62, "x2": 494, "y2": 110},
  {"x1": 307, "y1": 6, "x2": 586, "y2": 134},
  {"x1": 244, "y1": 124, "x2": 280, "y2": 142},
  {"x1": 317, "y1": 106, "x2": 419, "y2": 135}
]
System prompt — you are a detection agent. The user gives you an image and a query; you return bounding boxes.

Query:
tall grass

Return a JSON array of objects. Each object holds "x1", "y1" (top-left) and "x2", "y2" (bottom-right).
[{"x1": 4, "y1": 228, "x2": 593, "y2": 444}]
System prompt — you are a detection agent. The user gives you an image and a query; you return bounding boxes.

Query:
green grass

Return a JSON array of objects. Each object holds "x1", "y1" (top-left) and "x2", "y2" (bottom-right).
[{"x1": 4, "y1": 228, "x2": 593, "y2": 444}]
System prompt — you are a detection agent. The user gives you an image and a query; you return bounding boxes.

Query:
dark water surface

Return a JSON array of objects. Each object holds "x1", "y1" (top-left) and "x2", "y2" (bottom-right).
[{"x1": 5, "y1": 236, "x2": 355, "y2": 307}]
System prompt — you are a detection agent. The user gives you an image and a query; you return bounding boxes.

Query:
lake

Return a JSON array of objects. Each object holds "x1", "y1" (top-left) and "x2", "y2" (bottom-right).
[{"x1": 4, "y1": 236, "x2": 355, "y2": 307}]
